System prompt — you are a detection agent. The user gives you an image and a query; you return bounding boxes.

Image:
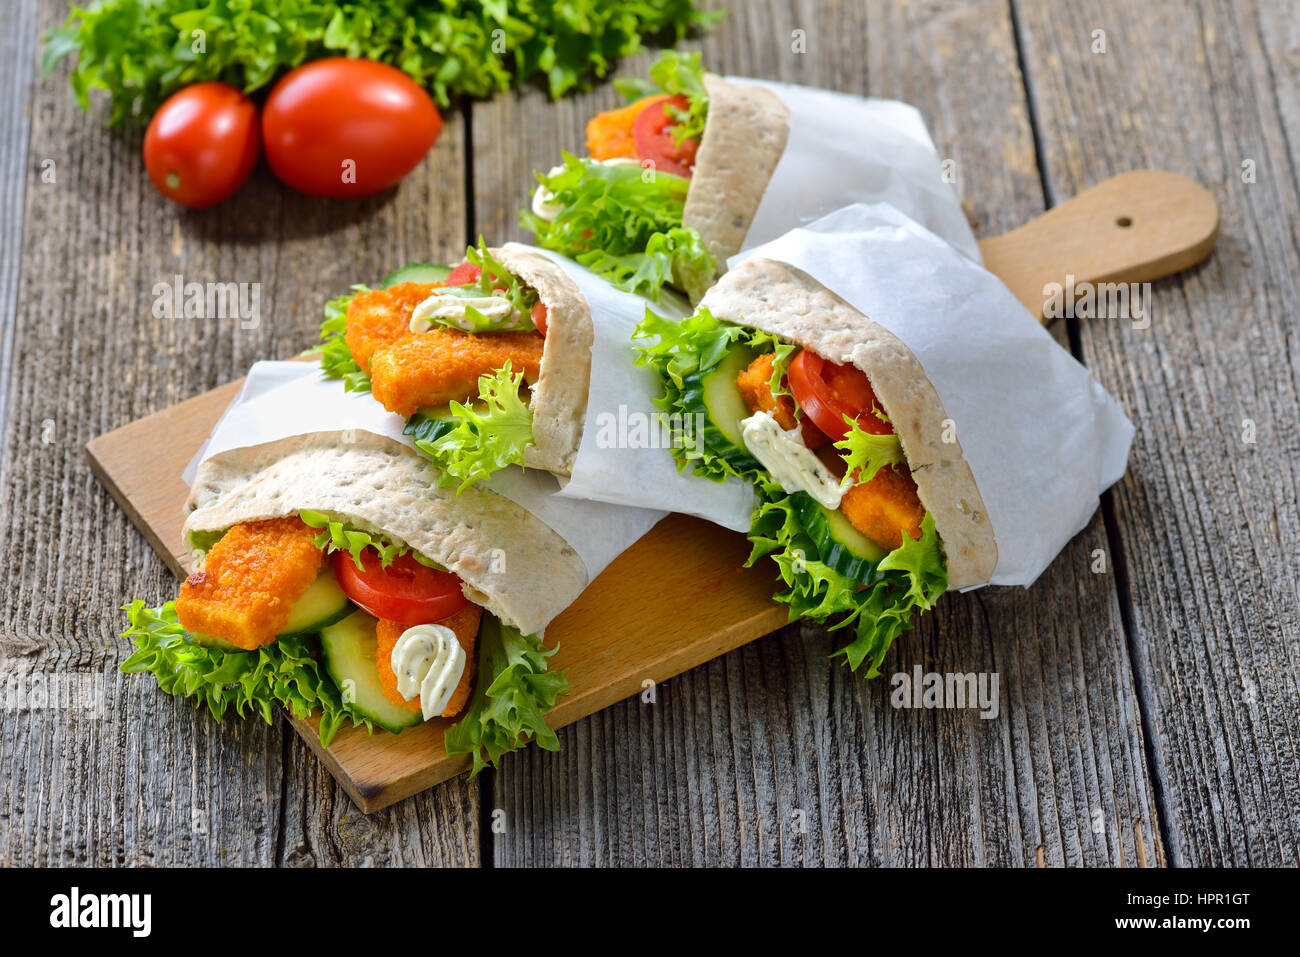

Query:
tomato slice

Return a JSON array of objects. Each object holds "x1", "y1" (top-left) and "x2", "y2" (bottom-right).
[
  {"x1": 632, "y1": 95, "x2": 699, "y2": 178},
  {"x1": 787, "y1": 350, "x2": 891, "y2": 441},
  {"x1": 333, "y1": 549, "x2": 470, "y2": 627},
  {"x1": 445, "y1": 263, "x2": 482, "y2": 287},
  {"x1": 531, "y1": 300, "x2": 549, "y2": 336}
]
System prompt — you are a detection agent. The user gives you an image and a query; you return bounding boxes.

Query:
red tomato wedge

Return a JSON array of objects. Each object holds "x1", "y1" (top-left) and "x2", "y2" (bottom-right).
[
  {"x1": 333, "y1": 549, "x2": 469, "y2": 628},
  {"x1": 632, "y1": 95, "x2": 699, "y2": 178},
  {"x1": 788, "y1": 350, "x2": 891, "y2": 441},
  {"x1": 531, "y1": 300, "x2": 549, "y2": 336},
  {"x1": 445, "y1": 262, "x2": 481, "y2": 286}
]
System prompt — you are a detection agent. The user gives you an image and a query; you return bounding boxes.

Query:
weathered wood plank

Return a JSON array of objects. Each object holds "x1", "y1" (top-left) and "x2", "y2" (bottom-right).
[
  {"x1": 0, "y1": 0, "x2": 477, "y2": 866},
  {"x1": 1015, "y1": 0, "x2": 1300, "y2": 866},
  {"x1": 475, "y1": 0, "x2": 1162, "y2": 866}
]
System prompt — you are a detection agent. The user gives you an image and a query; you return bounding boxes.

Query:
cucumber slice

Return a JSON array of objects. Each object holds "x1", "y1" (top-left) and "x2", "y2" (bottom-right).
[
  {"x1": 681, "y1": 344, "x2": 763, "y2": 473},
  {"x1": 793, "y1": 491, "x2": 889, "y2": 585},
  {"x1": 278, "y1": 565, "x2": 351, "y2": 637},
  {"x1": 404, "y1": 404, "x2": 458, "y2": 447},
  {"x1": 380, "y1": 263, "x2": 452, "y2": 289},
  {"x1": 188, "y1": 631, "x2": 243, "y2": 653},
  {"x1": 319, "y1": 610, "x2": 423, "y2": 734}
]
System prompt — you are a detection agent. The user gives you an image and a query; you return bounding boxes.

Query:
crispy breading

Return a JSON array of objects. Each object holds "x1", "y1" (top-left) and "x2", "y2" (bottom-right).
[
  {"x1": 176, "y1": 517, "x2": 324, "y2": 650},
  {"x1": 369, "y1": 328, "x2": 544, "y2": 417},
  {"x1": 374, "y1": 604, "x2": 482, "y2": 718},
  {"x1": 344, "y1": 282, "x2": 442, "y2": 373},
  {"x1": 840, "y1": 466, "x2": 925, "y2": 552},
  {"x1": 736, "y1": 353, "x2": 799, "y2": 430},
  {"x1": 586, "y1": 95, "x2": 665, "y2": 161}
]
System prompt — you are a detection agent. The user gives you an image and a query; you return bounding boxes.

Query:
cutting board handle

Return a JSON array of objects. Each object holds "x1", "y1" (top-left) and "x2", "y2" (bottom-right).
[{"x1": 978, "y1": 169, "x2": 1219, "y2": 322}]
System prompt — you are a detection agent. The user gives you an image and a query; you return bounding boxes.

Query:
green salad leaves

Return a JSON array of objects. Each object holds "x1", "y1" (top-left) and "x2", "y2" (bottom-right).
[
  {"x1": 298, "y1": 509, "x2": 442, "y2": 569},
  {"x1": 633, "y1": 305, "x2": 793, "y2": 480},
  {"x1": 521, "y1": 152, "x2": 715, "y2": 301},
  {"x1": 444, "y1": 615, "x2": 569, "y2": 777},
  {"x1": 316, "y1": 285, "x2": 371, "y2": 393},
  {"x1": 45, "y1": 0, "x2": 722, "y2": 126},
  {"x1": 120, "y1": 600, "x2": 369, "y2": 745},
  {"x1": 409, "y1": 364, "x2": 535, "y2": 491}
]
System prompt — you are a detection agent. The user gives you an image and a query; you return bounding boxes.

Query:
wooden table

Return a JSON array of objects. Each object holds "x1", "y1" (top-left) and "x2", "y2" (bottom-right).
[{"x1": 1, "y1": 0, "x2": 1295, "y2": 867}]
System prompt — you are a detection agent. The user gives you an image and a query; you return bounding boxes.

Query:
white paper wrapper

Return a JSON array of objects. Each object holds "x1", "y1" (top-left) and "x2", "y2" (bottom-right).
[
  {"x1": 727, "y1": 78, "x2": 982, "y2": 265},
  {"x1": 502, "y1": 243, "x2": 758, "y2": 531},
  {"x1": 731, "y1": 203, "x2": 1135, "y2": 588},
  {"x1": 184, "y1": 361, "x2": 665, "y2": 582}
]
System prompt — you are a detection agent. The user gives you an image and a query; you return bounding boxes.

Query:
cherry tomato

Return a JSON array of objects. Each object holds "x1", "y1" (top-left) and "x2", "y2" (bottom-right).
[
  {"x1": 531, "y1": 300, "x2": 549, "y2": 336},
  {"x1": 333, "y1": 549, "x2": 469, "y2": 627},
  {"x1": 262, "y1": 58, "x2": 441, "y2": 198},
  {"x1": 632, "y1": 95, "x2": 699, "y2": 178},
  {"x1": 788, "y1": 350, "x2": 890, "y2": 441},
  {"x1": 444, "y1": 263, "x2": 482, "y2": 286},
  {"x1": 142, "y1": 82, "x2": 260, "y2": 208}
]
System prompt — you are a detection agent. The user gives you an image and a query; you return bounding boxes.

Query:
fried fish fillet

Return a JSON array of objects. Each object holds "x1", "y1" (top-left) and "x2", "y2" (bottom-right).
[
  {"x1": 344, "y1": 282, "x2": 442, "y2": 373},
  {"x1": 176, "y1": 517, "x2": 324, "y2": 650},
  {"x1": 369, "y1": 328, "x2": 544, "y2": 417}
]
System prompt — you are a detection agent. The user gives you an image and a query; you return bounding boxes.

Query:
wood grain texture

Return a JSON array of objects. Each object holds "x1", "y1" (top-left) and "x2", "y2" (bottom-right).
[
  {"x1": 1014, "y1": 0, "x2": 1300, "y2": 866},
  {"x1": 0, "y1": 0, "x2": 478, "y2": 866},
  {"x1": 474, "y1": 0, "x2": 1164, "y2": 866}
]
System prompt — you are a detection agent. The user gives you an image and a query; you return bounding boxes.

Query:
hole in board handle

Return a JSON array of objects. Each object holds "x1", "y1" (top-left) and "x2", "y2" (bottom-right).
[{"x1": 1116, "y1": 216, "x2": 1133, "y2": 228}]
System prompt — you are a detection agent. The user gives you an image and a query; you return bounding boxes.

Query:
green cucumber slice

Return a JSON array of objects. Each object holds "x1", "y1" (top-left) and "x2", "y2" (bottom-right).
[
  {"x1": 682, "y1": 344, "x2": 763, "y2": 473},
  {"x1": 793, "y1": 491, "x2": 889, "y2": 585},
  {"x1": 278, "y1": 565, "x2": 351, "y2": 637},
  {"x1": 380, "y1": 263, "x2": 452, "y2": 289},
  {"x1": 319, "y1": 610, "x2": 423, "y2": 734}
]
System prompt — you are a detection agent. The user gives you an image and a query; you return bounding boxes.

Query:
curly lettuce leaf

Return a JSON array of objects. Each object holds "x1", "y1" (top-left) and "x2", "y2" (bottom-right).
[
  {"x1": 836, "y1": 419, "x2": 906, "y2": 485},
  {"x1": 633, "y1": 305, "x2": 793, "y2": 481},
  {"x1": 410, "y1": 363, "x2": 534, "y2": 491},
  {"x1": 520, "y1": 152, "x2": 715, "y2": 301},
  {"x1": 615, "y1": 49, "x2": 709, "y2": 144},
  {"x1": 298, "y1": 509, "x2": 441, "y2": 570},
  {"x1": 45, "y1": 0, "x2": 722, "y2": 127},
  {"x1": 444, "y1": 615, "x2": 569, "y2": 777},
  {"x1": 119, "y1": 600, "x2": 370, "y2": 745},
  {"x1": 315, "y1": 285, "x2": 372, "y2": 393},
  {"x1": 746, "y1": 484, "x2": 948, "y2": 677}
]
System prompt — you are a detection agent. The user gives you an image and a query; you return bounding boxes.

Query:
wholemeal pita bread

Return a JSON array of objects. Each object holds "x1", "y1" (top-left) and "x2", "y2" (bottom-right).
[
  {"x1": 490, "y1": 246, "x2": 593, "y2": 475},
  {"x1": 183, "y1": 430, "x2": 588, "y2": 636},
  {"x1": 699, "y1": 257, "x2": 997, "y2": 588},
  {"x1": 681, "y1": 75, "x2": 790, "y2": 292}
]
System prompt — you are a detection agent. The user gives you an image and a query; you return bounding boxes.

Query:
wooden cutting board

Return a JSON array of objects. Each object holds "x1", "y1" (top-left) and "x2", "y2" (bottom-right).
[{"x1": 87, "y1": 170, "x2": 1217, "y2": 812}]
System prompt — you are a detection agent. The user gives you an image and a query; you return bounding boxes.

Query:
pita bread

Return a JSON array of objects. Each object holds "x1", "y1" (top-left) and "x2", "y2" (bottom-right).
[
  {"x1": 183, "y1": 430, "x2": 588, "y2": 636},
  {"x1": 490, "y1": 246, "x2": 593, "y2": 475},
  {"x1": 699, "y1": 257, "x2": 997, "y2": 588},
  {"x1": 681, "y1": 75, "x2": 790, "y2": 290}
]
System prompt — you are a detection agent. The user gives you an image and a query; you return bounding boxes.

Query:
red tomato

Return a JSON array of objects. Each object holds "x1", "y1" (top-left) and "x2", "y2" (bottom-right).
[
  {"x1": 261, "y1": 58, "x2": 441, "y2": 198},
  {"x1": 333, "y1": 549, "x2": 469, "y2": 627},
  {"x1": 445, "y1": 263, "x2": 482, "y2": 286},
  {"x1": 143, "y1": 82, "x2": 260, "y2": 208},
  {"x1": 632, "y1": 95, "x2": 699, "y2": 178},
  {"x1": 788, "y1": 350, "x2": 890, "y2": 441},
  {"x1": 531, "y1": 300, "x2": 549, "y2": 336}
]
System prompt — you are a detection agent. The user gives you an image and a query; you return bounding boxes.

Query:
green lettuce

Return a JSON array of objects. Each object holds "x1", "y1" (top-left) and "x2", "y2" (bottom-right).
[
  {"x1": 298, "y1": 509, "x2": 441, "y2": 570},
  {"x1": 520, "y1": 152, "x2": 715, "y2": 301},
  {"x1": 836, "y1": 419, "x2": 906, "y2": 485},
  {"x1": 315, "y1": 285, "x2": 371, "y2": 393},
  {"x1": 747, "y1": 486, "x2": 948, "y2": 677},
  {"x1": 633, "y1": 306, "x2": 794, "y2": 480},
  {"x1": 445, "y1": 615, "x2": 569, "y2": 777},
  {"x1": 410, "y1": 363, "x2": 534, "y2": 491},
  {"x1": 614, "y1": 49, "x2": 709, "y2": 144},
  {"x1": 45, "y1": 0, "x2": 723, "y2": 127},
  {"x1": 119, "y1": 600, "x2": 370, "y2": 745}
]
